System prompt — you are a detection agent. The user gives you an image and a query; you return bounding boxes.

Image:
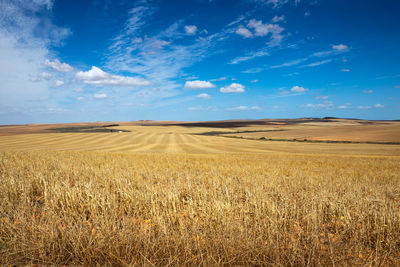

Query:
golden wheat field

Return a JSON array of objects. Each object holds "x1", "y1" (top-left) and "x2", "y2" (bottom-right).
[{"x1": 1, "y1": 121, "x2": 400, "y2": 266}]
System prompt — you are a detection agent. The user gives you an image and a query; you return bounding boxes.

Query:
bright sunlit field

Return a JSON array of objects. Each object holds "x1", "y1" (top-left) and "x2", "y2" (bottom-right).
[{"x1": 1, "y1": 123, "x2": 400, "y2": 266}]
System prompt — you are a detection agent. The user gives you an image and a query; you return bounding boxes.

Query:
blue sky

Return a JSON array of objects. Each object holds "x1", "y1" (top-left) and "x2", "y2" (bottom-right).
[{"x1": 0, "y1": 0, "x2": 399, "y2": 124}]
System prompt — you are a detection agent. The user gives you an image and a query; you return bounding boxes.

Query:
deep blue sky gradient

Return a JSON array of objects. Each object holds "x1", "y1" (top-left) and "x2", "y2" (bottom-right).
[{"x1": 0, "y1": 0, "x2": 399, "y2": 124}]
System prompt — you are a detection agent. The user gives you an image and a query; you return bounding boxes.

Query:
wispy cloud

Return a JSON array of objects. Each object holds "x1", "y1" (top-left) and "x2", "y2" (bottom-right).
[
  {"x1": 94, "y1": 93, "x2": 108, "y2": 99},
  {"x1": 184, "y1": 25, "x2": 197, "y2": 35},
  {"x1": 337, "y1": 103, "x2": 352, "y2": 109},
  {"x1": 271, "y1": 44, "x2": 349, "y2": 69},
  {"x1": 358, "y1": 105, "x2": 371, "y2": 110},
  {"x1": 357, "y1": 104, "x2": 384, "y2": 109},
  {"x1": 226, "y1": 105, "x2": 261, "y2": 111},
  {"x1": 363, "y1": 90, "x2": 374, "y2": 94},
  {"x1": 188, "y1": 106, "x2": 217, "y2": 111},
  {"x1": 196, "y1": 93, "x2": 212, "y2": 99},
  {"x1": 44, "y1": 59, "x2": 74, "y2": 72},
  {"x1": 332, "y1": 44, "x2": 349, "y2": 51},
  {"x1": 302, "y1": 101, "x2": 334, "y2": 109},
  {"x1": 0, "y1": 0, "x2": 72, "y2": 123},
  {"x1": 241, "y1": 68, "x2": 264, "y2": 74},
  {"x1": 265, "y1": 0, "x2": 289, "y2": 9},
  {"x1": 376, "y1": 74, "x2": 400, "y2": 79},
  {"x1": 230, "y1": 48, "x2": 269, "y2": 64},
  {"x1": 272, "y1": 15, "x2": 285, "y2": 22},
  {"x1": 236, "y1": 26, "x2": 253, "y2": 38},
  {"x1": 271, "y1": 58, "x2": 308, "y2": 69},
  {"x1": 301, "y1": 59, "x2": 332, "y2": 68},
  {"x1": 210, "y1": 77, "x2": 227, "y2": 82},
  {"x1": 30, "y1": 72, "x2": 53, "y2": 82},
  {"x1": 105, "y1": 1, "x2": 248, "y2": 107}
]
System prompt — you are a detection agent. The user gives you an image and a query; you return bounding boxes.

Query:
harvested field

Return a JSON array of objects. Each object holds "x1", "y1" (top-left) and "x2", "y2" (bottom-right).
[{"x1": 0, "y1": 119, "x2": 399, "y2": 266}]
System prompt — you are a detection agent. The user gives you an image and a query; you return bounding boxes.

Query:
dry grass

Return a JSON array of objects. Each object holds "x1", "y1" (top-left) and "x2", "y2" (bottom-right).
[{"x1": 1, "y1": 150, "x2": 400, "y2": 266}]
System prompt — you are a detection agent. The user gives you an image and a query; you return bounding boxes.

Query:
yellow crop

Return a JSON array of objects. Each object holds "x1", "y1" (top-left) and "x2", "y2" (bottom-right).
[{"x1": 0, "y1": 126, "x2": 399, "y2": 265}]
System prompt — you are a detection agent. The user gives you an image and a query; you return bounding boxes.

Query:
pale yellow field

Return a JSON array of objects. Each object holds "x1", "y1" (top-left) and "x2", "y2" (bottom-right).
[
  {"x1": 220, "y1": 121, "x2": 400, "y2": 143},
  {"x1": 1, "y1": 122, "x2": 400, "y2": 266},
  {"x1": 0, "y1": 125, "x2": 400, "y2": 156}
]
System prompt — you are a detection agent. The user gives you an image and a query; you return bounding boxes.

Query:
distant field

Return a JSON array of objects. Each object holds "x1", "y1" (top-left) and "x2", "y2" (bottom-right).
[
  {"x1": 0, "y1": 118, "x2": 399, "y2": 266},
  {"x1": 0, "y1": 119, "x2": 400, "y2": 155}
]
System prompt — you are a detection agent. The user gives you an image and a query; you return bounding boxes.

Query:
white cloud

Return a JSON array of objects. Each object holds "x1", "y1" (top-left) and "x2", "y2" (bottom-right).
[
  {"x1": 332, "y1": 44, "x2": 349, "y2": 51},
  {"x1": 75, "y1": 66, "x2": 150, "y2": 86},
  {"x1": 184, "y1": 25, "x2": 197, "y2": 35},
  {"x1": 236, "y1": 26, "x2": 253, "y2": 38},
  {"x1": 230, "y1": 48, "x2": 269, "y2": 64},
  {"x1": 304, "y1": 11, "x2": 311, "y2": 17},
  {"x1": 363, "y1": 90, "x2": 374, "y2": 94},
  {"x1": 291, "y1": 86, "x2": 308, "y2": 93},
  {"x1": 358, "y1": 105, "x2": 371, "y2": 110},
  {"x1": 77, "y1": 97, "x2": 85, "y2": 101},
  {"x1": 341, "y1": 68, "x2": 351, "y2": 72},
  {"x1": 44, "y1": 59, "x2": 74, "y2": 72},
  {"x1": 54, "y1": 79, "x2": 65, "y2": 87},
  {"x1": 220, "y1": 83, "x2": 245, "y2": 93},
  {"x1": 247, "y1": 19, "x2": 284, "y2": 46},
  {"x1": 316, "y1": 96, "x2": 329, "y2": 100},
  {"x1": 374, "y1": 104, "x2": 384, "y2": 108},
  {"x1": 196, "y1": 93, "x2": 212, "y2": 99},
  {"x1": 226, "y1": 105, "x2": 261, "y2": 111},
  {"x1": 303, "y1": 101, "x2": 334, "y2": 109},
  {"x1": 250, "y1": 79, "x2": 259, "y2": 83},
  {"x1": 272, "y1": 15, "x2": 285, "y2": 22},
  {"x1": 184, "y1": 80, "x2": 216, "y2": 89},
  {"x1": 94, "y1": 93, "x2": 108, "y2": 99}
]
